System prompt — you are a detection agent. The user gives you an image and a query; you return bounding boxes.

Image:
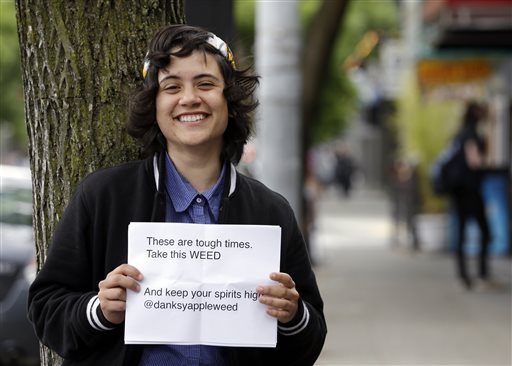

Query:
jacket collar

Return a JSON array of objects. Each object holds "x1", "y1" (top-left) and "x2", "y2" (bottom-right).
[{"x1": 152, "y1": 152, "x2": 237, "y2": 197}]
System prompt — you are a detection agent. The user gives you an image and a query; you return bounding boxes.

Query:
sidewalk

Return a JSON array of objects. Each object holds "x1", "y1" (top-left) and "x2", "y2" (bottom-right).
[{"x1": 312, "y1": 187, "x2": 511, "y2": 366}]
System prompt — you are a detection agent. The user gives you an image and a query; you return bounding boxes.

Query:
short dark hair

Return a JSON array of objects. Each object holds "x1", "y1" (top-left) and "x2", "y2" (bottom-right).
[
  {"x1": 462, "y1": 100, "x2": 487, "y2": 127},
  {"x1": 127, "y1": 24, "x2": 259, "y2": 164}
]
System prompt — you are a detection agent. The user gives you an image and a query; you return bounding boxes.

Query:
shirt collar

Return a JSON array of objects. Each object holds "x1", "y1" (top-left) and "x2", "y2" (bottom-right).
[{"x1": 164, "y1": 153, "x2": 225, "y2": 213}]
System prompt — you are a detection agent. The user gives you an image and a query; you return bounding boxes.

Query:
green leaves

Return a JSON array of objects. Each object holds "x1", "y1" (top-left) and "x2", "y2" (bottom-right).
[{"x1": 0, "y1": 1, "x2": 26, "y2": 149}]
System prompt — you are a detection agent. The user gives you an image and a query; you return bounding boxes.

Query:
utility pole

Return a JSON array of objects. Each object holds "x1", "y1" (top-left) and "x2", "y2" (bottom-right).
[{"x1": 254, "y1": 1, "x2": 302, "y2": 218}]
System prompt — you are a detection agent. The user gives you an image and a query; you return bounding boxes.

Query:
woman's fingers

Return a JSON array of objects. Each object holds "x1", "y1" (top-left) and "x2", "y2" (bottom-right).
[
  {"x1": 257, "y1": 272, "x2": 300, "y2": 323},
  {"x1": 97, "y1": 264, "x2": 143, "y2": 324}
]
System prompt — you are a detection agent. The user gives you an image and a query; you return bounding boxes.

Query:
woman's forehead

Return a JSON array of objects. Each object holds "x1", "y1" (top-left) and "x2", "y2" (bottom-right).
[{"x1": 158, "y1": 51, "x2": 223, "y2": 80}]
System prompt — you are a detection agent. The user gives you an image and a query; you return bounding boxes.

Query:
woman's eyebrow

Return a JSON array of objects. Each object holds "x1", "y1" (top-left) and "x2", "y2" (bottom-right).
[
  {"x1": 159, "y1": 75, "x2": 179, "y2": 85},
  {"x1": 159, "y1": 73, "x2": 221, "y2": 85},
  {"x1": 193, "y1": 73, "x2": 221, "y2": 82}
]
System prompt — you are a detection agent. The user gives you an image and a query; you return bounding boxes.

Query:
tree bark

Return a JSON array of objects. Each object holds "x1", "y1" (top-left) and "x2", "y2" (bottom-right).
[
  {"x1": 299, "y1": 0, "x2": 349, "y2": 250},
  {"x1": 302, "y1": 0, "x2": 349, "y2": 148},
  {"x1": 14, "y1": 1, "x2": 184, "y2": 365}
]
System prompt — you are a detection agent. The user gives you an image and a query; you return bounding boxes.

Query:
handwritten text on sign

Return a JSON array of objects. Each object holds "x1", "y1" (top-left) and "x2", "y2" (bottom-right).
[{"x1": 124, "y1": 222, "x2": 281, "y2": 347}]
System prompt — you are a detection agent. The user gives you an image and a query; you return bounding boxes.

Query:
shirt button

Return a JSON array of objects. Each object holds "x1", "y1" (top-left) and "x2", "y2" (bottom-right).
[{"x1": 196, "y1": 197, "x2": 203, "y2": 204}]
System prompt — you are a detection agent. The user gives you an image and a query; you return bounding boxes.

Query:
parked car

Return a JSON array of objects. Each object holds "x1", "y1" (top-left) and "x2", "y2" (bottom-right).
[{"x1": 0, "y1": 164, "x2": 39, "y2": 366}]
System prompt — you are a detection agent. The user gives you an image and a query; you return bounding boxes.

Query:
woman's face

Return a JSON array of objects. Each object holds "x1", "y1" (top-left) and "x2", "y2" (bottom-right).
[{"x1": 155, "y1": 50, "x2": 228, "y2": 157}]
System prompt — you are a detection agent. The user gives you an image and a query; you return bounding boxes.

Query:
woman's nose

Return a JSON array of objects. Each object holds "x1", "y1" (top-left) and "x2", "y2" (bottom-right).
[{"x1": 179, "y1": 87, "x2": 200, "y2": 105}]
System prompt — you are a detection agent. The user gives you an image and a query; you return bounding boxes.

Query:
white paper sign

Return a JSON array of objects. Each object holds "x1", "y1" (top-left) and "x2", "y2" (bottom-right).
[{"x1": 124, "y1": 222, "x2": 281, "y2": 347}]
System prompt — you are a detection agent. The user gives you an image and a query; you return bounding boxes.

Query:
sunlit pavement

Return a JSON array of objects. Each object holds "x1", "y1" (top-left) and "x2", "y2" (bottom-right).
[{"x1": 312, "y1": 187, "x2": 512, "y2": 366}]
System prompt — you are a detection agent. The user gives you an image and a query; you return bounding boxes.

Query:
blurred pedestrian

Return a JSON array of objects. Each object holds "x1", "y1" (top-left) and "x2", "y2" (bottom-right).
[
  {"x1": 238, "y1": 142, "x2": 257, "y2": 178},
  {"x1": 334, "y1": 143, "x2": 356, "y2": 198},
  {"x1": 448, "y1": 100, "x2": 492, "y2": 290},
  {"x1": 390, "y1": 158, "x2": 420, "y2": 251},
  {"x1": 303, "y1": 148, "x2": 326, "y2": 264}
]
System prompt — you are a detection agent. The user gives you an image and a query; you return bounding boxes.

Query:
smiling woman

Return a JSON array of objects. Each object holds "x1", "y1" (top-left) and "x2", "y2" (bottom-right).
[{"x1": 27, "y1": 24, "x2": 326, "y2": 366}]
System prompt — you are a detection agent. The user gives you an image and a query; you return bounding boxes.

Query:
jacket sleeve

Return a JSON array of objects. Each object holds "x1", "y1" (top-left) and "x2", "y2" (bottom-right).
[
  {"x1": 274, "y1": 204, "x2": 327, "y2": 366},
  {"x1": 27, "y1": 181, "x2": 122, "y2": 360}
]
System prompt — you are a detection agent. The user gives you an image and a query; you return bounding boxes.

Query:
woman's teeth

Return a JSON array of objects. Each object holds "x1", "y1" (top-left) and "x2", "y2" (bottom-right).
[{"x1": 179, "y1": 114, "x2": 206, "y2": 122}]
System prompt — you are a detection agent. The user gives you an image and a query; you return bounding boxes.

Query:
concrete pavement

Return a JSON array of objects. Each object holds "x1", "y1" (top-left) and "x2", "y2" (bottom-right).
[{"x1": 311, "y1": 187, "x2": 511, "y2": 366}]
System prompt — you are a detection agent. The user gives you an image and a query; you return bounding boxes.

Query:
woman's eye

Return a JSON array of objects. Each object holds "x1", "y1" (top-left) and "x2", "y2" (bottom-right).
[
  {"x1": 165, "y1": 87, "x2": 180, "y2": 94},
  {"x1": 198, "y1": 82, "x2": 214, "y2": 89}
]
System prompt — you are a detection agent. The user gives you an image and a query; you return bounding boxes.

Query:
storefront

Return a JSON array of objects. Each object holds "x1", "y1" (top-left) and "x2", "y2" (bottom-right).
[{"x1": 420, "y1": 0, "x2": 511, "y2": 255}]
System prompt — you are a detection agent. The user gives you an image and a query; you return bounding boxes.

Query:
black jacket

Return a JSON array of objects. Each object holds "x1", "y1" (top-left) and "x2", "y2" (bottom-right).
[
  {"x1": 453, "y1": 125, "x2": 486, "y2": 192},
  {"x1": 28, "y1": 153, "x2": 327, "y2": 366}
]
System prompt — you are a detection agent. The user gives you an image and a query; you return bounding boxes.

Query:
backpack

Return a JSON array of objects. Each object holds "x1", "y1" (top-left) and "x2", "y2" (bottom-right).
[{"x1": 430, "y1": 139, "x2": 464, "y2": 195}]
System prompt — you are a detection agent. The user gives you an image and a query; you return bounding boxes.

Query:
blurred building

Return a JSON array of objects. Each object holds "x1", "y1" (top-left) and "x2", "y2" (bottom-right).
[
  {"x1": 421, "y1": 0, "x2": 511, "y2": 169},
  {"x1": 360, "y1": 0, "x2": 512, "y2": 182},
  {"x1": 372, "y1": 0, "x2": 512, "y2": 176},
  {"x1": 420, "y1": 0, "x2": 511, "y2": 256},
  {"x1": 423, "y1": 0, "x2": 512, "y2": 49},
  {"x1": 410, "y1": 0, "x2": 510, "y2": 255},
  {"x1": 349, "y1": 0, "x2": 512, "y2": 253}
]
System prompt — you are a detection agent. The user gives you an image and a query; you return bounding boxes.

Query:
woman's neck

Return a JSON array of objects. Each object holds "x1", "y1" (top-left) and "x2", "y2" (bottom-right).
[{"x1": 167, "y1": 146, "x2": 223, "y2": 193}]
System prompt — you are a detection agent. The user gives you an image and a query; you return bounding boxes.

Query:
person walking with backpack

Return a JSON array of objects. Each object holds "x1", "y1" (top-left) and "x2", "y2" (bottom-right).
[{"x1": 449, "y1": 101, "x2": 492, "y2": 291}]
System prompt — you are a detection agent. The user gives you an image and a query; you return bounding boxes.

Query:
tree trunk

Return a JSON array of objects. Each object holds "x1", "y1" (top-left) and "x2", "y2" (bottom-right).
[
  {"x1": 302, "y1": 0, "x2": 349, "y2": 148},
  {"x1": 14, "y1": 1, "x2": 184, "y2": 365},
  {"x1": 299, "y1": 0, "x2": 349, "y2": 250}
]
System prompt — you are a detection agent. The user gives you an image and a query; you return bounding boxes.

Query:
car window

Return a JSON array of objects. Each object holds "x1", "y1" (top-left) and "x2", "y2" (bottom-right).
[{"x1": 0, "y1": 165, "x2": 33, "y2": 226}]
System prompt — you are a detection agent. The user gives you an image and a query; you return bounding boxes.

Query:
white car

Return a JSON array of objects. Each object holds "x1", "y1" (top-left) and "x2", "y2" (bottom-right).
[{"x1": 0, "y1": 164, "x2": 39, "y2": 365}]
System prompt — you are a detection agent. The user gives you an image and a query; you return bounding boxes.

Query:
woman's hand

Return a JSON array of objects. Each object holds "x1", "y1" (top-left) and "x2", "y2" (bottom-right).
[
  {"x1": 98, "y1": 264, "x2": 143, "y2": 324},
  {"x1": 257, "y1": 272, "x2": 299, "y2": 324}
]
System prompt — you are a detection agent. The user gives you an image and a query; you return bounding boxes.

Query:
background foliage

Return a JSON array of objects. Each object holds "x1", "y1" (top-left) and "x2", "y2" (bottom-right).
[
  {"x1": 0, "y1": 1, "x2": 25, "y2": 151},
  {"x1": 234, "y1": 0, "x2": 398, "y2": 144}
]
